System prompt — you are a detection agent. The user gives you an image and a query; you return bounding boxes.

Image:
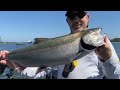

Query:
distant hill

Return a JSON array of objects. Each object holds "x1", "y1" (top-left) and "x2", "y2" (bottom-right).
[
  {"x1": 0, "y1": 42, "x2": 28, "y2": 44},
  {"x1": 110, "y1": 38, "x2": 120, "y2": 42}
]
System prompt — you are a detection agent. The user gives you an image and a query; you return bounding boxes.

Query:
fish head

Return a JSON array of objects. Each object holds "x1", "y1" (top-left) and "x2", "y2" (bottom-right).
[{"x1": 80, "y1": 28, "x2": 104, "y2": 50}]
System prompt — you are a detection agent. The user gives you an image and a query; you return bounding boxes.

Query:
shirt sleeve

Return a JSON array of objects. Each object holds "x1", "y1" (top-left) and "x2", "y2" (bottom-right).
[{"x1": 100, "y1": 40, "x2": 120, "y2": 79}]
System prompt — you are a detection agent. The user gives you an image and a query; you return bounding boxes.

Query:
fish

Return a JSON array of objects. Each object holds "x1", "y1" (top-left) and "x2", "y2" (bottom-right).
[{"x1": 6, "y1": 28, "x2": 104, "y2": 67}]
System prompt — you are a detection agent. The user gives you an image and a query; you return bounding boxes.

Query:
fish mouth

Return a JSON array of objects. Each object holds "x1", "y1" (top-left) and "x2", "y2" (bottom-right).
[{"x1": 80, "y1": 38, "x2": 97, "y2": 50}]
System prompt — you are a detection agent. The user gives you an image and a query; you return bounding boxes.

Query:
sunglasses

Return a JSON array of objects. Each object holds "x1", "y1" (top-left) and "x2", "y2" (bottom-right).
[{"x1": 66, "y1": 12, "x2": 87, "y2": 20}]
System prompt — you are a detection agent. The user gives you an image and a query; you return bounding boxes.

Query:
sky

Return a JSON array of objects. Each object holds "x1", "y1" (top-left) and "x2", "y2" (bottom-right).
[{"x1": 0, "y1": 11, "x2": 120, "y2": 42}]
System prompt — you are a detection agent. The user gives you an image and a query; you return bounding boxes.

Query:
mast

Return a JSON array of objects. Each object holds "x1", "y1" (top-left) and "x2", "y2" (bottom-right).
[{"x1": 0, "y1": 36, "x2": 1, "y2": 42}]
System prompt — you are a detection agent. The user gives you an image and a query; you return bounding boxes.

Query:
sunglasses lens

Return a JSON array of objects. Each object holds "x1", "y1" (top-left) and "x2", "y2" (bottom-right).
[
  {"x1": 78, "y1": 12, "x2": 86, "y2": 18},
  {"x1": 68, "y1": 14, "x2": 76, "y2": 19},
  {"x1": 67, "y1": 12, "x2": 86, "y2": 19}
]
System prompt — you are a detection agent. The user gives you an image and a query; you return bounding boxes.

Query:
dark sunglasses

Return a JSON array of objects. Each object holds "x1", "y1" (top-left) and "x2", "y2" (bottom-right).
[{"x1": 66, "y1": 12, "x2": 87, "y2": 20}]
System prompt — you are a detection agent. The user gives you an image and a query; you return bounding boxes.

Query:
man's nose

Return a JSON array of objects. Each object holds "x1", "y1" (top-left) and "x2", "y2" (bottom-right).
[{"x1": 73, "y1": 16, "x2": 81, "y2": 22}]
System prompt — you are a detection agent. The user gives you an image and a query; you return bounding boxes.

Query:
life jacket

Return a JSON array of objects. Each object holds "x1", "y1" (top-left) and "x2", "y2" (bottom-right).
[{"x1": 62, "y1": 60, "x2": 78, "y2": 78}]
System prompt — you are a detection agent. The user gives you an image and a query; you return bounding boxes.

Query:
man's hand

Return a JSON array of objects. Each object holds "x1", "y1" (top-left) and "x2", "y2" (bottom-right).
[
  {"x1": 0, "y1": 50, "x2": 15, "y2": 69},
  {"x1": 95, "y1": 35, "x2": 112, "y2": 62}
]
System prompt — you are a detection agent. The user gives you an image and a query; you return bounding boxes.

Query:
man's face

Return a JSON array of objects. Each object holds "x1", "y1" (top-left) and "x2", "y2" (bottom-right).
[{"x1": 66, "y1": 11, "x2": 89, "y2": 33}]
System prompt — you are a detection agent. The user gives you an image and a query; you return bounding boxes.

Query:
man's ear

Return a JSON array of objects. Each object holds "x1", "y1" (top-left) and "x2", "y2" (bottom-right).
[
  {"x1": 86, "y1": 14, "x2": 89, "y2": 21},
  {"x1": 86, "y1": 14, "x2": 89, "y2": 28}
]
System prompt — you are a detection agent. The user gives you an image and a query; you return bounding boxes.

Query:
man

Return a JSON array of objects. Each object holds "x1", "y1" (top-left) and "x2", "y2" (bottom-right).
[{"x1": 0, "y1": 11, "x2": 120, "y2": 79}]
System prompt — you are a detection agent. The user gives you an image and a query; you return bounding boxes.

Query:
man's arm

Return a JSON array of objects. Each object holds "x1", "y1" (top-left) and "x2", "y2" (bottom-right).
[{"x1": 96, "y1": 36, "x2": 120, "y2": 79}]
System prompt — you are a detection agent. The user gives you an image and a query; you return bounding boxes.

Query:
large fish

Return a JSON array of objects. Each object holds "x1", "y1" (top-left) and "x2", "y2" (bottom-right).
[{"x1": 6, "y1": 28, "x2": 104, "y2": 67}]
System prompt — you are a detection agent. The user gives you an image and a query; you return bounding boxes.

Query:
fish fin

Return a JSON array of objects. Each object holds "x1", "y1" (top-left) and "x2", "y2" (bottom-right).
[
  {"x1": 74, "y1": 50, "x2": 84, "y2": 60},
  {"x1": 35, "y1": 66, "x2": 46, "y2": 74},
  {"x1": 11, "y1": 62, "x2": 26, "y2": 73},
  {"x1": 0, "y1": 64, "x2": 7, "y2": 75}
]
